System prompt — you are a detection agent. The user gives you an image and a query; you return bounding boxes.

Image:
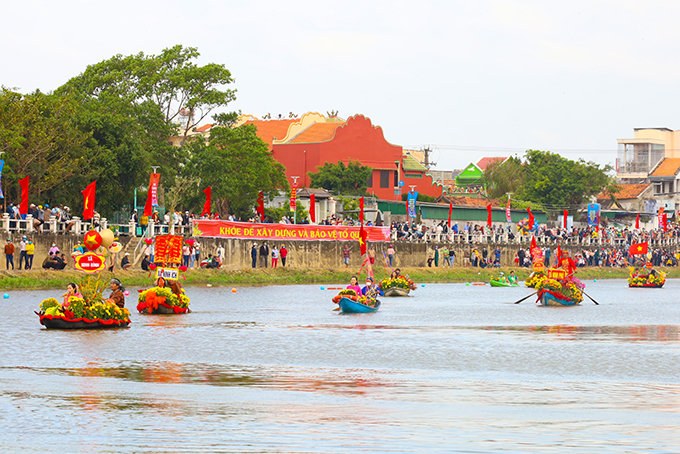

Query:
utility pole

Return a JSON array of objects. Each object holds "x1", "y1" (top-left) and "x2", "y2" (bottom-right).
[{"x1": 422, "y1": 147, "x2": 436, "y2": 169}]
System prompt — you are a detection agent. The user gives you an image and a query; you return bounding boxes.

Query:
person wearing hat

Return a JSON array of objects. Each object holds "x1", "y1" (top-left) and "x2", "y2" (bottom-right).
[
  {"x1": 361, "y1": 276, "x2": 384, "y2": 300},
  {"x1": 386, "y1": 244, "x2": 395, "y2": 268},
  {"x1": 121, "y1": 252, "x2": 131, "y2": 270},
  {"x1": 251, "y1": 243, "x2": 258, "y2": 268},
  {"x1": 4, "y1": 238, "x2": 14, "y2": 270}
]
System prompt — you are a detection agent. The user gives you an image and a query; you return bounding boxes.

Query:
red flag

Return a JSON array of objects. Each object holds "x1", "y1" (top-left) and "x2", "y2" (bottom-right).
[
  {"x1": 635, "y1": 213, "x2": 640, "y2": 229},
  {"x1": 527, "y1": 206, "x2": 534, "y2": 230},
  {"x1": 359, "y1": 196, "x2": 364, "y2": 226},
  {"x1": 486, "y1": 204, "x2": 492, "y2": 228},
  {"x1": 309, "y1": 193, "x2": 316, "y2": 223},
  {"x1": 658, "y1": 207, "x2": 664, "y2": 229},
  {"x1": 144, "y1": 173, "x2": 160, "y2": 217},
  {"x1": 531, "y1": 235, "x2": 537, "y2": 250},
  {"x1": 448, "y1": 202, "x2": 452, "y2": 228},
  {"x1": 505, "y1": 198, "x2": 511, "y2": 222},
  {"x1": 662, "y1": 213, "x2": 668, "y2": 231},
  {"x1": 256, "y1": 191, "x2": 264, "y2": 218},
  {"x1": 201, "y1": 186, "x2": 212, "y2": 217},
  {"x1": 19, "y1": 176, "x2": 29, "y2": 215},
  {"x1": 81, "y1": 181, "x2": 96, "y2": 220},
  {"x1": 629, "y1": 242, "x2": 648, "y2": 256},
  {"x1": 563, "y1": 209, "x2": 568, "y2": 229},
  {"x1": 359, "y1": 223, "x2": 367, "y2": 256}
]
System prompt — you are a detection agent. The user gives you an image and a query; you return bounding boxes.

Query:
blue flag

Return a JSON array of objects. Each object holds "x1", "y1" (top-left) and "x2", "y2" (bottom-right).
[{"x1": 407, "y1": 191, "x2": 418, "y2": 219}]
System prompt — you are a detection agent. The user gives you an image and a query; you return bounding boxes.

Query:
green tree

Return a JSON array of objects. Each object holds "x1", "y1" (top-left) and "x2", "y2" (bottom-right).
[
  {"x1": 482, "y1": 156, "x2": 525, "y2": 199},
  {"x1": 517, "y1": 150, "x2": 616, "y2": 208},
  {"x1": 308, "y1": 160, "x2": 372, "y2": 196},
  {"x1": 185, "y1": 123, "x2": 289, "y2": 218}
]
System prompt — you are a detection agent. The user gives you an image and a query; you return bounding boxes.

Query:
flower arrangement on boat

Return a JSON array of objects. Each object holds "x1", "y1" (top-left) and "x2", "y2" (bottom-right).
[
  {"x1": 525, "y1": 270, "x2": 547, "y2": 288},
  {"x1": 378, "y1": 276, "x2": 416, "y2": 291},
  {"x1": 628, "y1": 267, "x2": 665, "y2": 287},
  {"x1": 536, "y1": 277, "x2": 584, "y2": 303},
  {"x1": 137, "y1": 286, "x2": 190, "y2": 314},
  {"x1": 331, "y1": 289, "x2": 377, "y2": 307},
  {"x1": 40, "y1": 297, "x2": 131, "y2": 323}
]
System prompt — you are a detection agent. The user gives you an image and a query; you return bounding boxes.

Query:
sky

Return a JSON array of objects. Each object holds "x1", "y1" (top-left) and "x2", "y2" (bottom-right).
[{"x1": 3, "y1": 0, "x2": 680, "y2": 171}]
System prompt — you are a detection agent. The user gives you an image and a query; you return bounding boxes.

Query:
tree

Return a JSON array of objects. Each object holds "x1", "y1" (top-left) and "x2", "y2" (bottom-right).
[
  {"x1": 308, "y1": 160, "x2": 372, "y2": 195},
  {"x1": 185, "y1": 123, "x2": 289, "y2": 218},
  {"x1": 482, "y1": 156, "x2": 525, "y2": 199},
  {"x1": 517, "y1": 150, "x2": 616, "y2": 208}
]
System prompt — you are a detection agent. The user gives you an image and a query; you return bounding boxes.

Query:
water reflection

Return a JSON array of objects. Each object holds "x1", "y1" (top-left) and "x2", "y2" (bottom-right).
[{"x1": 479, "y1": 325, "x2": 680, "y2": 343}]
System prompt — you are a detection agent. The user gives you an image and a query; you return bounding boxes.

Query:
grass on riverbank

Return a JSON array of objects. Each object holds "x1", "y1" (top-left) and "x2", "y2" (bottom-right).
[{"x1": 0, "y1": 265, "x2": 661, "y2": 290}]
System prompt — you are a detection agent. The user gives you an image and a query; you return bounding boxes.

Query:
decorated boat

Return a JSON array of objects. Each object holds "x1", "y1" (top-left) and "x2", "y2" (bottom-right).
[
  {"x1": 338, "y1": 297, "x2": 381, "y2": 313},
  {"x1": 37, "y1": 297, "x2": 131, "y2": 329},
  {"x1": 525, "y1": 271, "x2": 546, "y2": 288},
  {"x1": 378, "y1": 275, "x2": 416, "y2": 297},
  {"x1": 137, "y1": 286, "x2": 190, "y2": 314},
  {"x1": 628, "y1": 266, "x2": 665, "y2": 288},
  {"x1": 332, "y1": 289, "x2": 380, "y2": 313},
  {"x1": 490, "y1": 279, "x2": 519, "y2": 287},
  {"x1": 535, "y1": 270, "x2": 584, "y2": 307}
]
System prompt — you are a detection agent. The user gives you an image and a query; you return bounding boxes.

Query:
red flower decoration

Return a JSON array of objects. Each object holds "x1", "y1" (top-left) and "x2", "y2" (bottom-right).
[
  {"x1": 149, "y1": 264, "x2": 157, "y2": 270},
  {"x1": 179, "y1": 265, "x2": 188, "y2": 271},
  {"x1": 144, "y1": 238, "x2": 154, "y2": 245}
]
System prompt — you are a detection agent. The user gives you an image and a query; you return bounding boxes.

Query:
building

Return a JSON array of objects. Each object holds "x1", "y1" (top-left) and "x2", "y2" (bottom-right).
[{"x1": 616, "y1": 127, "x2": 680, "y2": 183}]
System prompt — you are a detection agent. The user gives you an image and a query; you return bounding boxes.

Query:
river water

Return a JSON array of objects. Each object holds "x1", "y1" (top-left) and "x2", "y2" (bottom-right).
[{"x1": 3, "y1": 279, "x2": 680, "y2": 453}]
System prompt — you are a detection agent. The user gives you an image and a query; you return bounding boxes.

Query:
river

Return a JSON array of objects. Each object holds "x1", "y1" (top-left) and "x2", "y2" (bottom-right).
[{"x1": 2, "y1": 279, "x2": 680, "y2": 453}]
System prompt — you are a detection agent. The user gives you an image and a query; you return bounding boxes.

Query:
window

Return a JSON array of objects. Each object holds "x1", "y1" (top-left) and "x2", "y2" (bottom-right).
[
  {"x1": 367, "y1": 172, "x2": 373, "y2": 188},
  {"x1": 394, "y1": 170, "x2": 399, "y2": 187},
  {"x1": 380, "y1": 170, "x2": 390, "y2": 188}
]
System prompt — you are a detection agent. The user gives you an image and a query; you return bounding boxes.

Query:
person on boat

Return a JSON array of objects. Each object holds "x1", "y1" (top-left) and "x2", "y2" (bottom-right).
[
  {"x1": 361, "y1": 277, "x2": 384, "y2": 299},
  {"x1": 346, "y1": 276, "x2": 362, "y2": 294},
  {"x1": 497, "y1": 272, "x2": 508, "y2": 283},
  {"x1": 559, "y1": 250, "x2": 576, "y2": 278},
  {"x1": 508, "y1": 271, "x2": 518, "y2": 283},
  {"x1": 155, "y1": 276, "x2": 183, "y2": 300},
  {"x1": 62, "y1": 283, "x2": 83, "y2": 308},
  {"x1": 107, "y1": 278, "x2": 125, "y2": 308}
]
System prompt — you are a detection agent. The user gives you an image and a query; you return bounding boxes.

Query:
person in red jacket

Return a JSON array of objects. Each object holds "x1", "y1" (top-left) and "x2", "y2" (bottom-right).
[
  {"x1": 4, "y1": 238, "x2": 15, "y2": 270},
  {"x1": 280, "y1": 244, "x2": 288, "y2": 267}
]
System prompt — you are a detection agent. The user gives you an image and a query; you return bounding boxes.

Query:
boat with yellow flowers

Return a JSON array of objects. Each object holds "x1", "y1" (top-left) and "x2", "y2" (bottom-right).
[
  {"x1": 378, "y1": 275, "x2": 416, "y2": 297},
  {"x1": 628, "y1": 265, "x2": 665, "y2": 288}
]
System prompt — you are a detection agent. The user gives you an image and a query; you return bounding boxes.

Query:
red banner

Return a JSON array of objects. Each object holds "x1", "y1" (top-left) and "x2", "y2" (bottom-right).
[
  {"x1": 82, "y1": 181, "x2": 96, "y2": 220},
  {"x1": 505, "y1": 199, "x2": 511, "y2": 222},
  {"x1": 290, "y1": 184, "x2": 297, "y2": 210},
  {"x1": 155, "y1": 235, "x2": 183, "y2": 264},
  {"x1": 658, "y1": 207, "x2": 664, "y2": 230},
  {"x1": 309, "y1": 193, "x2": 316, "y2": 223},
  {"x1": 192, "y1": 220, "x2": 390, "y2": 242},
  {"x1": 563, "y1": 209, "x2": 568, "y2": 229},
  {"x1": 19, "y1": 176, "x2": 29, "y2": 215},
  {"x1": 486, "y1": 204, "x2": 492, "y2": 228},
  {"x1": 257, "y1": 190, "x2": 264, "y2": 218},
  {"x1": 448, "y1": 202, "x2": 452, "y2": 228},
  {"x1": 635, "y1": 213, "x2": 640, "y2": 229},
  {"x1": 548, "y1": 268, "x2": 566, "y2": 280},
  {"x1": 202, "y1": 186, "x2": 212, "y2": 217},
  {"x1": 144, "y1": 173, "x2": 160, "y2": 217}
]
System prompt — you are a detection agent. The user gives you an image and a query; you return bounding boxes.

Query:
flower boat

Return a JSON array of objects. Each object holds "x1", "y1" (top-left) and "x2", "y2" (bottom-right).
[
  {"x1": 332, "y1": 289, "x2": 380, "y2": 313},
  {"x1": 525, "y1": 271, "x2": 547, "y2": 288},
  {"x1": 535, "y1": 277, "x2": 584, "y2": 307},
  {"x1": 490, "y1": 278, "x2": 519, "y2": 288},
  {"x1": 378, "y1": 276, "x2": 416, "y2": 297},
  {"x1": 37, "y1": 297, "x2": 131, "y2": 330},
  {"x1": 137, "y1": 286, "x2": 190, "y2": 314},
  {"x1": 628, "y1": 268, "x2": 665, "y2": 288}
]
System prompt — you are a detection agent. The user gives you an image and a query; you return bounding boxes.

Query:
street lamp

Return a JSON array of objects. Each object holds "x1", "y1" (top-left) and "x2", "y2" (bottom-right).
[{"x1": 291, "y1": 176, "x2": 299, "y2": 224}]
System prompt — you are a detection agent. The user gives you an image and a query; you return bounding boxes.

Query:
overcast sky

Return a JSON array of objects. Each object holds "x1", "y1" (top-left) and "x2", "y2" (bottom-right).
[{"x1": 3, "y1": 0, "x2": 679, "y2": 171}]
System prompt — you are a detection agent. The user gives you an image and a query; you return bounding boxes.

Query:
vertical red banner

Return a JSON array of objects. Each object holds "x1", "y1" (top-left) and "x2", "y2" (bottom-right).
[
  {"x1": 527, "y1": 206, "x2": 534, "y2": 230},
  {"x1": 19, "y1": 176, "x2": 29, "y2": 215},
  {"x1": 309, "y1": 193, "x2": 316, "y2": 223},
  {"x1": 658, "y1": 207, "x2": 665, "y2": 230},
  {"x1": 82, "y1": 181, "x2": 96, "y2": 220},
  {"x1": 448, "y1": 202, "x2": 452, "y2": 228},
  {"x1": 256, "y1": 191, "x2": 264, "y2": 218},
  {"x1": 290, "y1": 184, "x2": 297, "y2": 210},
  {"x1": 486, "y1": 204, "x2": 492, "y2": 228},
  {"x1": 563, "y1": 209, "x2": 568, "y2": 229},
  {"x1": 505, "y1": 199, "x2": 511, "y2": 222},
  {"x1": 635, "y1": 213, "x2": 640, "y2": 229},
  {"x1": 144, "y1": 173, "x2": 160, "y2": 217},
  {"x1": 201, "y1": 186, "x2": 212, "y2": 217}
]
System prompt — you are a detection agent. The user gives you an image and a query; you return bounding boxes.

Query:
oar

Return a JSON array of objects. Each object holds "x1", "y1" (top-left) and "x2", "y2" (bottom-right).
[
  {"x1": 514, "y1": 292, "x2": 537, "y2": 304},
  {"x1": 583, "y1": 291, "x2": 599, "y2": 305}
]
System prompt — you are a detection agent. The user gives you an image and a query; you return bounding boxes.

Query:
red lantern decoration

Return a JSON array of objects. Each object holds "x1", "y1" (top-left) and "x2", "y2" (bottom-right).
[{"x1": 83, "y1": 231, "x2": 102, "y2": 251}]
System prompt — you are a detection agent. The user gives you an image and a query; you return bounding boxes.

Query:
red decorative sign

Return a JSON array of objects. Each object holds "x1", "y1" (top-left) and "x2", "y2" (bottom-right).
[
  {"x1": 548, "y1": 268, "x2": 566, "y2": 280},
  {"x1": 155, "y1": 235, "x2": 183, "y2": 264},
  {"x1": 290, "y1": 184, "x2": 297, "y2": 210},
  {"x1": 74, "y1": 252, "x2": 106, "y2": 274},
  {"x1": 192, "y1": 220, "x2": 390, "y2": 242}
]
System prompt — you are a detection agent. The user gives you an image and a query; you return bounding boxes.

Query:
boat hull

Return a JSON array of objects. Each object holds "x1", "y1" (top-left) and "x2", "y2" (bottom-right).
[
  {"x1": 39, "y1": 314, "x2": 130, "y2": 329},
  {"x1": 338, "y1": 297, "x2": 381, "y2": 313},
  {"x1": 537, "y1": 290, "x2": 580, "y2": 306},
  {"x1": 383, "y1": 287, "x2": 410, "y2": 297},
  {"x1": 138, "y1": 304, "x2": 189, "y2": 314},
  {"x1": 629, "y1": 282, "x2": 664, "y2": 288},
  {"x1": 490, "y1": 279, "x2": 519, "y2": 287}
]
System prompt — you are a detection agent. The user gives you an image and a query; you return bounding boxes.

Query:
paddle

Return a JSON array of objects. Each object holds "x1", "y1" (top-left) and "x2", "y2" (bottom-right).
[
  {"x1": 514, "y1": 292, "x2": 537, "y2": 304},
  {"x1": 583, "y1": 291, "x2": 599, "y2": 305}
]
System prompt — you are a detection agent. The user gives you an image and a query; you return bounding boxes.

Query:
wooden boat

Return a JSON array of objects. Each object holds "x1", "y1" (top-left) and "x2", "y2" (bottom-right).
[
  {"x1": 629, "y1": 281, "x2": 664, "y2": 288},
  {"x1": 37, "y1": 313, "x2": 130, "y2": 329},
  {"x1": 383, "y1": 287, "x2": 410, "y2": 297},
  {"x1": 490, "y1": 279, "x2": 519, "y2": 288},
  {"x1": 338, "y1": 297, "x2": 381, "y2": 313},
  {"x1": 536, "y1": 290, "x2": 580, "y2": 307},
  {"x1": 139, "y1": 303, "x2": 189, "y2": 315}
]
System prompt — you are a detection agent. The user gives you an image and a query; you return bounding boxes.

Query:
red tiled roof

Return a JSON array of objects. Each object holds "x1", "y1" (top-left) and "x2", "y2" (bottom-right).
[
  {"x1": 194, "y1": 123, "x2": 213, "y2": 132},
  {"x1": 289, "y1": 123, "x2": 344, "y2": 144},
  {"x1": 650, "y1": 158, "x2": 680, "y2": 177},
  {"x1": 243, "y1": 119, "x2": 298, "y2": 148},
  {"x1": 476, "y1": 157, "x2": 507, "y2": 172},
  {"x1": 439, "y1": 195, "x2": 501, "y2": 207},
  {"x1": 357, "y1": 160, "x2": 399, "y2": 170},
  {"x1": 598, "y1": 183, "x2": 650, "y2": 201}
]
